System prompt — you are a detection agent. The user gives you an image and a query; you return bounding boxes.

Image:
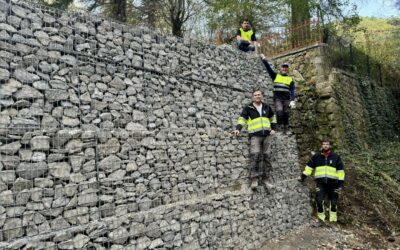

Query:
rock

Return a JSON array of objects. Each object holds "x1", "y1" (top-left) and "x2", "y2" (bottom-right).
[
  {"x1": 109, "y1": 169, "x2": 126, "y2": 179},
  {"x1": 65, "y1": 139, "x2": 83, "y2": 154},
  {"x1": 109, "y1": 76, "x2": 126, "y2": 90},
  {"x1": 149, "y1": 178, "x2": 161, "y2": 190},
  {"x1": 153, "y1": 109, "x2": 164, "y2": 118},
  {"x1": 50, "y1": 217, "x2": 70, "y2": 231},
  {"x1": 136, "y1": 236, "x2": 151, "y2": 250},
  {"x1": 138, "y1": 197, "x2": 152, "y2": 211},
  {"x1": 146, "y1": 222, "x2": 162, "y2": 238},
  {"x1": 34, "y1": 31, "x2": 50, "y2": 46},
  {"x1": 98, "y1": 155, "x2": 121, "y2": 173},
  {"x1": 31, "y1": 136, "x2": 50, "y2": 151},
  {"x1": 109, "y1": 227, "x2": 129, "y2": 244},
  {"x1": 60, "y1": 55, "x2": 77, "y2": 66},
  {"x1": 49, "y1": 162, "x2": 71, "y2": 179},
  {"x1": 0, "y1": 68, "x2": 10, "y2": 81},
  {"x1": 97, "y1": 138, "x2": 120, "y2": 156},
  {"x1": 0, "y1": 190, "x2": 14, "y2": 206},
  {"x1": 52, "y1": 129, "x2": 81, "y2": 148},
  {"x1": 14, "y1": 85, "x2": 43, "y2": 99},
  {"x1": 45, "y1": 89, "x2": 69, "y2": 102},
  {"x1": 32, "y1": 152, "x2": 46, "y2": 162},
  {"x1": 53, "y1": 230, "x2": 72, "y2": 242},
  {"x1": 16, "y1": 162, "x2": 48, "y2": 179},
  {"x1": 2, "y1": 218, "x2": 23, "y2": 240},
  {"x1": 132, "y1": 110, "x2": 146, "y2": 122},
  {"x1": 14, "y1": 69, "x2": 40, "y2": 83},
  {"x1": 126, "y1": 122, "x2": 149, "y2": 136},
  {"x1": 0, "y1": 141, "x2": 21, "y2": 155},
  {"x1": 11, "y1": 5, "x2": 27, "y2": 18},
  {"x1": 75, "y1": 23, "x2": 89, "y2": 33},
  {"x1": 62, "y1": 116, "x2": 80, "y2": 127},
  {"x1": 126, "y1": 162, "x2": 138, "y2": 171},
  {"x1": 77, "y1": 191, "x2": 97, "y2": 206},
  {"x1": 73, "y1": 234, "x2": 90, "y2": 248},
  {"x1": 0, "y1": 23, "x2": 16, "y2": 33},
  {"x1": 0, "y1": 170, "x2": 16, "y2": 183},
  {"x1": 34, "y1": 178, "x2": 53, "y2": 188},
  {"x1": 149, "y1": 238, "x2": 164, "y2": 249}
]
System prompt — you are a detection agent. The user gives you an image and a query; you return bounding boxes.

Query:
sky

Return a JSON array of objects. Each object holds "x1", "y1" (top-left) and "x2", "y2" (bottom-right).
[{"x1": 350, "y1": 0, "x2": 399, "y2": 18}]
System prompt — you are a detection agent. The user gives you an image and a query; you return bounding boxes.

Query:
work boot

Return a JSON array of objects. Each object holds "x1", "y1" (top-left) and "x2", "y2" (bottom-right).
[
  {"x1": 329, "y1": 211, "x2": 337, "y2": 222},
  {"x1": 283, "y1": 125, "x2": 289, "y2": 135},
  {"x1": 317, "y1": 212, "x2": 326, "y2": 222},
  {"x1": 250, "y1": 179, "x2": 258, "y2": 190},
  {"x1": 276, "y1": 124, "x2": 284, "y2": 133}
]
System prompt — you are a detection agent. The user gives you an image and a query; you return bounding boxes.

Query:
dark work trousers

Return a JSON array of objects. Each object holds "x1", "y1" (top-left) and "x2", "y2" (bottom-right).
[
  {"x1": 249, "y1": 135, "x2": 273, "y2": 181},
  {"x1": 274, "y1": 98, "x2": 290, "y2": 126},
  {"x1": 237, "y1": 41, "x2": 255, "y2": 52},
  {"x1": 316, "y1": 182, "x2": 339, "y2": 213}
]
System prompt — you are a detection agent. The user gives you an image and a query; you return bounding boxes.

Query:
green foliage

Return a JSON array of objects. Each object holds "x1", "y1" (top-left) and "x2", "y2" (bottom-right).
[
  {"x1": 37, "y1": 0, "x2": 73, "y2": 10},
  {"x1": 340, "y1": 141, "x2": 400, "y2": 233},
  {"x1": 205, "y1": 0, "x2": 286, "y2": 34}
]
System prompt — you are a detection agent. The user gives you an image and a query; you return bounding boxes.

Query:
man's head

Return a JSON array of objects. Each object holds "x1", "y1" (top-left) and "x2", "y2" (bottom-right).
[
  {"x1": 280, "y1": 63, "x2": 289, "y2": 75},
  {"x1": 241, "y1": 19, "x2": 251, "y2": 31},
  {"x1": 251, "y1": 88, "x2": 263, "y2": 104},
  {"x1": 321, "y1": 139, "x2": 331, "y2": 151}
]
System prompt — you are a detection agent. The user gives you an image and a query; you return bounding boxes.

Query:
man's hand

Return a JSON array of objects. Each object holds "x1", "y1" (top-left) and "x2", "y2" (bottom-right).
[
  {"x1": 270, "y1": 130, "x2": 276, "y2": 135},
  {"x1": 298, "y1": 174, "x2": 307, "y2": 183},
  {"x1": 289, "y1": 101, "x2": 296, "y2": 109},
  {"x1": 231, "y1": 130, "x2": 240, "y2": 136},
  {"x1": 260, "y1": 53, "x2": 267, "y2": 60}
]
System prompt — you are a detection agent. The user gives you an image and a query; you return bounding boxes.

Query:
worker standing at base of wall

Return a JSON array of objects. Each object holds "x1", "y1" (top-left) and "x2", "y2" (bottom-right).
[
  {"x1": 232, "y1": 88, "x2": 277, "y2": 190},
  {"x1": 299, "y1": 139, "x2": 345, "y2": 223},
  {"x1": 260, "y1": 54, "x2": 296, "y2": 134}
]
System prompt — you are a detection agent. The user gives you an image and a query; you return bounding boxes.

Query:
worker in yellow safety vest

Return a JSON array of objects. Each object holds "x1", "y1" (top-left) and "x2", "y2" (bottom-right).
[
  {"x1": 299, "y1": 139, "x2": 345, "y2": 223},
  {"x1": 232, "y1": 88, "x2": 277, "y2": 190},
  {"x1": 236, "y1": 19, "x2": 257, "y2": 52},
  {"x1": 260, "y1": 54, "x2": 296, "y2": 134}
]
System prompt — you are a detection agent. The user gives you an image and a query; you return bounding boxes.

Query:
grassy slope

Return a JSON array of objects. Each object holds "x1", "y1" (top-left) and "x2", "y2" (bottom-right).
[{"x1": 339, "y1": 141, "x2": 400, "y2": 237}]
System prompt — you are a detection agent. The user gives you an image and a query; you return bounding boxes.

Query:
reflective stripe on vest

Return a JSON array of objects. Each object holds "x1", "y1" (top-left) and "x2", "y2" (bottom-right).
[
  {"x1": 274, "y1": 74, "x2": 292, "y2": 93},
  {"x1": 314, "y1": 165, "x2": 340, "y2": 179},
  {"x1": 237, "y1": 117, "x2": 247, "y2": 126},
  {"x1": 247, "y1": 117, "x2": 271, "y2": 133},
  {"x1": 240, "y1": 28, "x2": 254, "y2": 41},
  {"x1": 303, "y1": 165, "x2": 313, "y2": 176}
]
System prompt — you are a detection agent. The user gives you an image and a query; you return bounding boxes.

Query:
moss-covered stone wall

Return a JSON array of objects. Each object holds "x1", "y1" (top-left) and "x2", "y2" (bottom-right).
[{"x1": 271, "y1": 45, "x2": 400, "y2": 160}]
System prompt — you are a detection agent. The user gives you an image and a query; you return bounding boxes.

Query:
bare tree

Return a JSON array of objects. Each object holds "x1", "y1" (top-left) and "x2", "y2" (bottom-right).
[
  {"x1": 83, "y1": 0, "x2": 128, "y2": 22},
  {"x1": 161, "y1": 0, "x2": 196, "y2": 37},
  {"x1": 133, "y1": 0, "x2": 162, "y2": 28}
]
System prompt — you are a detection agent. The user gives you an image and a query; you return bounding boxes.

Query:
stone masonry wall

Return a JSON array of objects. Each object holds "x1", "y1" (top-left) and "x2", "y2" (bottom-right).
[
  {"x1": 0, "y1": 1, "x2": 310, "y2": 249},
  {"x1": 272, "y1": 45, "x2": 399, "y2": 160}
]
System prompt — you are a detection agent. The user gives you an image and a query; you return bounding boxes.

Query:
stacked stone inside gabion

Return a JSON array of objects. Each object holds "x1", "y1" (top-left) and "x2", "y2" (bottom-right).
[{"x1": 0, "y1": 1, "x2": 311, "y2": 249}]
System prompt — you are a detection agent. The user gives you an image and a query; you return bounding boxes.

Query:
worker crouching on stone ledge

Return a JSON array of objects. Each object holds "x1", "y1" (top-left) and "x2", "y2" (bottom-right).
[
  {"x1": 232, "y1": 88, "x2": 277, "y2": 190},
  {"x1": 299, "y1": 139, "x2": 345, "y2": 223}
]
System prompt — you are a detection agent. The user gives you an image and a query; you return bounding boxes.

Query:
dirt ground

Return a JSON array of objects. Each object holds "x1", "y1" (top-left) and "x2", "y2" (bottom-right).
[{"x1": 260, "y1": 221, "x2": 400, "y2": 250}]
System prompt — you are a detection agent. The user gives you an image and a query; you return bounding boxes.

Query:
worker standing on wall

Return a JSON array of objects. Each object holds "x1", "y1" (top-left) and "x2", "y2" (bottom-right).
[
  {"x1": 232, "y1": 88, "x2": 277, "y2": 190},
  {"x1": 260, "y1": 54, "x2": 296, "y2": 133},
  {"x1": 299, "y1": 139, "x2": 345, "y2": 223}
]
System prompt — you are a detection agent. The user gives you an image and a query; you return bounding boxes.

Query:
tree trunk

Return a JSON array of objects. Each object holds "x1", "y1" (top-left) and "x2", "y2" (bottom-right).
[
  {"x1": 290, "y1": 0, "x2": 311, "y2": 48},
  {"x1": 113, "y1": 0, "x2": 127, "y2": 22}
]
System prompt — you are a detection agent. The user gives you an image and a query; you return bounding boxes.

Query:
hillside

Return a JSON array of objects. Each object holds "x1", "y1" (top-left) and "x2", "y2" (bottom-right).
[{"x1": 262, "y1": 141, "x2": 400, "y2": 249}]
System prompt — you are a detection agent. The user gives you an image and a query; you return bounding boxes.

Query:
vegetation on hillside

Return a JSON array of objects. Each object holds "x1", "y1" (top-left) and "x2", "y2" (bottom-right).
[{"x1": 339, "y1": 141, "x2": 400, "y2": 236}]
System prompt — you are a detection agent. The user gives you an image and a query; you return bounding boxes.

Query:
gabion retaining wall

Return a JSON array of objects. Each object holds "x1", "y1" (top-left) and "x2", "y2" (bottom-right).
[{"x1": 0, "y1": 1, "x2": 311, "y2": 249}]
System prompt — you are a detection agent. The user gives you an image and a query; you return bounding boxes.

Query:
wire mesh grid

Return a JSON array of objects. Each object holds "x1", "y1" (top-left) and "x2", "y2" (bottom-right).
[{"x1": 0, "y1": 0, "x2": 310, "y2": 249}]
